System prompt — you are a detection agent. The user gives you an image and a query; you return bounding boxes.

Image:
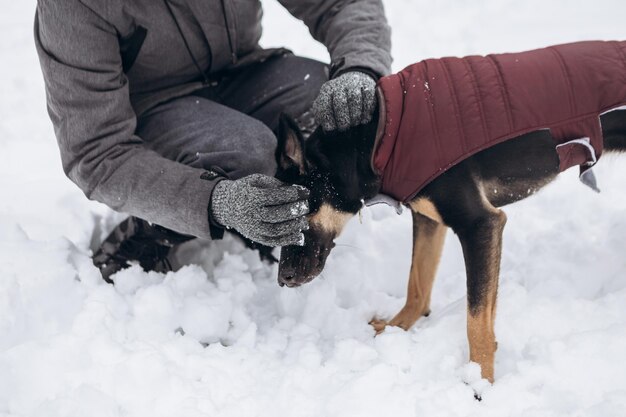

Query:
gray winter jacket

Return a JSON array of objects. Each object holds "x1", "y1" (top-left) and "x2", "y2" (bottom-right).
[{"x1": 34, "y1": 0, "x2": 392, "y2": 239}]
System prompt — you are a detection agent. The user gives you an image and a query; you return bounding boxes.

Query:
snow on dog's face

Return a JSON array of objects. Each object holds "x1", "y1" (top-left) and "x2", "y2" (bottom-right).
[{"x1": 274, "y1": 114, "x2": 379, "y2": 287}]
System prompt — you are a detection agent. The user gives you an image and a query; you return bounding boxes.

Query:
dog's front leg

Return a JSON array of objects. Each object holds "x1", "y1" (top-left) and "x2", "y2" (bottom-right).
[
  {"x1": 456, "y1": 207, "x2": 507, "y2": 383},
  {"x1": 371, "y1": 209, "x2": 447, "y2": 333}
]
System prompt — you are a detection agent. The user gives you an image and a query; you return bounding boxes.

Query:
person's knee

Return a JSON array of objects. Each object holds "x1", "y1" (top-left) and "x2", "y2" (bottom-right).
[
  {"x1": 235, "y1": 126, "x2": 277, "y2": 178},
  {"x1": 195, "y1": 122, "x2": 277, "y2": 179}
]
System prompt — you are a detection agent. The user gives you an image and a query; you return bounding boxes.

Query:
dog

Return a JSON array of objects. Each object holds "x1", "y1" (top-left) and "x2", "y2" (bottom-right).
[{"x1": 274, "y1": 41, "x2": 626, "y2": 383}]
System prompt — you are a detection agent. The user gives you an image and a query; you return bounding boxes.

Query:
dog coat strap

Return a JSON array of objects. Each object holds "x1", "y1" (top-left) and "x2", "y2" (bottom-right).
[
  {"x1": 364, "y1": 194, "x2": 403, "y2": 214},
  {"x1": 555, "y1": 136, "x2": 597, "y2": 169},
  {"x1": 552, "y1": 114, "x2": 604, "y2": 192},
  {"x1": 580, "y1": 168, "x2": 600, "y2": 193},
  {"x1": 555, "y1": 136, "x2": 601, "y2": 192},
  {"x1": 553, "y1": 115, "x2": 603, "y2": 171}
]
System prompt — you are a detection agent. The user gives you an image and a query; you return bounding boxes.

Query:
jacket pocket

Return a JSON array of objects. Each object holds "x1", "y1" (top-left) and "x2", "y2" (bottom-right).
[{"x1": 120, "y1": 25, "x2": 147, "y2": 73}]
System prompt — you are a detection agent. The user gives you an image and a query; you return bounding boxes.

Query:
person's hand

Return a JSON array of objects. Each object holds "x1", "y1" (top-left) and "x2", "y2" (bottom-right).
[
  {"x1": 312, "y1": 71, "x2": 377, "y2": 132},
  {"x1": 210, "y1": 174, "x2": 310, "y2": 247}
]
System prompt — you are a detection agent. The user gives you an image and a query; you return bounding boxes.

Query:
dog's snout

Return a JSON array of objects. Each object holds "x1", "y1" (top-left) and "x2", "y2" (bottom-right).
[
  {"x1": 280, "y1": 277, "x2": 300, "y2": 288},
  {"x1": 278, "y1": 236, "x2": 334, "y2": 288},
  {"x1": 278, "y1": 267, "x2": 299, "y2": 287}
]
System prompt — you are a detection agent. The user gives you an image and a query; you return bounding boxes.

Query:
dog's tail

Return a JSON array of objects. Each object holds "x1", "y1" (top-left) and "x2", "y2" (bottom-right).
[{"x1": 602, "y1": 109, "x2": 626, "y2": 153}]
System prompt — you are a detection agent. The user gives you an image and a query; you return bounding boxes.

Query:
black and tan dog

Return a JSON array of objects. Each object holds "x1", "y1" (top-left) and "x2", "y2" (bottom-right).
[{"x1": 275, "y1": 100, "x2": 626, "y2": 383}]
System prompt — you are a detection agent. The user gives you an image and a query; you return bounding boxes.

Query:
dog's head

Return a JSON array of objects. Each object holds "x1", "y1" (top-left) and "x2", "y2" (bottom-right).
[{"x1": 275, "y1": 114, "x2": 379, "y2": 287}]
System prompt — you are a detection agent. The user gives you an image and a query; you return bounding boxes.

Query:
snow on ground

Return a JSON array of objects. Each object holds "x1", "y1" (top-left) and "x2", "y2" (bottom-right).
[{"x1": 1, "y1": 1, "x2": 626, "y2": 416}]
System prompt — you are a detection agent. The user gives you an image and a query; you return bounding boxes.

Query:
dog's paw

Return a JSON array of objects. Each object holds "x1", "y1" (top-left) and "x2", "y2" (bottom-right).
[{"x1": 369, "y1": 319, "x2": 388, "y2": 335}]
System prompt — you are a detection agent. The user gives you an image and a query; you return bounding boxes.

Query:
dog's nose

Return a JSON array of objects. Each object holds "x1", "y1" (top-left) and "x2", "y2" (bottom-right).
[
  {"x1": 278, "y1": 268, "x2": 300, "y2": 288},
  {"x1": 278, "y1": 267, "x2": 296, "y2": 287},
  {"x1": 279, "y1": 276, "x2": 298, "y2": 288}
]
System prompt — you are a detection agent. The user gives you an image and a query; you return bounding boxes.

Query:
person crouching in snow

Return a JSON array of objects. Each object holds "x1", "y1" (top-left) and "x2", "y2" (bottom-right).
[{"x1": 34, "y1": 0, "x2": 392, "y2": 281}]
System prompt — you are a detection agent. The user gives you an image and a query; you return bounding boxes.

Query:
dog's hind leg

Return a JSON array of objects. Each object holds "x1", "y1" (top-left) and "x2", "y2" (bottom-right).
[
  {"x1": 454, "y1": 201, "x2": 507, "y2": 383},
  {"x1": 371, "y1": 208, "x2": 447, "y2": 333},
  {"x1": 602, "y1": 109, "x2": 626, "y2": 152}
]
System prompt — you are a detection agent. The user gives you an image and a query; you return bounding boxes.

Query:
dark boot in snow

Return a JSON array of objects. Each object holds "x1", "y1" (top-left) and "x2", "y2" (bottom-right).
[{"x1": 93, "y1": 216, "x2": 195, "y2": 283}]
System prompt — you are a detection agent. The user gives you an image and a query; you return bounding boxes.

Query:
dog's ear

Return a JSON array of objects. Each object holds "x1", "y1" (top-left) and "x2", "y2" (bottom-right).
[{"x1": 276, "y1": 113, "x2": 306, "y2": 175}]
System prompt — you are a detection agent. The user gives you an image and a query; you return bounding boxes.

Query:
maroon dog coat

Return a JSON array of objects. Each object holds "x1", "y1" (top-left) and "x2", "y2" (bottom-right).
[{"x1": 373, "y1": 41, "x2": 626, "y2": 202}]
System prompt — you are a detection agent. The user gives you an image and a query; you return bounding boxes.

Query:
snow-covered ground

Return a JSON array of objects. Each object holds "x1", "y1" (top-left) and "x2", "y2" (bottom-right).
[{"x1": 2, "y1": 1, "x2": 626, "y2": 416}]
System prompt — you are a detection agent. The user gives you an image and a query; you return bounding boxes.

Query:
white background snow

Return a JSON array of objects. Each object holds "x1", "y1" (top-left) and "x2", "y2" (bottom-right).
[{"x1": 2, "y1": 1, "x2": 626, "y2": 416}]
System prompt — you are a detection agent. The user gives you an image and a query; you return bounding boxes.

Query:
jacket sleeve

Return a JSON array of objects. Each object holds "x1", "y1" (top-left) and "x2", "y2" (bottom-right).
[
  {"x1": 277, "y1": 0, "x2": 392, "y2": 78},
  {"x1": 34, "y1": 0, "x2": 222, "y2": 240}
]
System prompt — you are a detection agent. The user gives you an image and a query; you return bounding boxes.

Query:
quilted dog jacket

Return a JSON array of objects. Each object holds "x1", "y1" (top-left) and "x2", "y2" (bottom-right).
[{"x1": 373, "y1": 41, "x2": 626, "y2": 202}]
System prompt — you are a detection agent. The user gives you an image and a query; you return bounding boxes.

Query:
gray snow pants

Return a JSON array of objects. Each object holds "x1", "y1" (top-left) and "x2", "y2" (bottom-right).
[{"x1": 134, "y1": 54, "x2": 328, "y2": 240}]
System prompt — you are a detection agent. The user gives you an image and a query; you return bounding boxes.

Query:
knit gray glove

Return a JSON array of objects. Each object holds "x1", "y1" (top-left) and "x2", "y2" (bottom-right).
[
  {"x1": 210, "y1": 174, "x2": 310, "y2": 247},
  {"x1": 312, "y1": 71, "x2": 377, "y2": 132}
]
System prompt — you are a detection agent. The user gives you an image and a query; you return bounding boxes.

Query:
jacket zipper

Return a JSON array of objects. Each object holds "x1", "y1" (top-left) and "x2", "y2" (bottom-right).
[
  {"x1": 220, "y1": 0, "x2": 237, "y2": 65},
  {"x1": 164, "y1": 0, "x2": 217, "y2": 85}
]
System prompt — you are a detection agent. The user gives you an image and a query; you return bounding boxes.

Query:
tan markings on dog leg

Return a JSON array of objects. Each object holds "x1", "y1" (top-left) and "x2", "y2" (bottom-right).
[
  {"x1": 382, "y1": 211, "x2": 447, "y2": 333},
  {"x1": 309, "y1": 203, "x2": 353, "y2": 235},
  {"x1": 468, "y1": 304, "x2": 497, "y2": 383},
  {"x1": 408, "y1": 197, "x2": 444, "y2": 223},
  {"x1": 371, "y1": 208, "x2": 446, "y2": 334},
  {"x1": 463, "y1": 206, "x2": 506, "y2": 383},
  {"x1": 482, "y1": 200, "x2": 504, "y2": 334},
  {"x1": 369, "y1": 318, "x2": 388, "y2": 335}
]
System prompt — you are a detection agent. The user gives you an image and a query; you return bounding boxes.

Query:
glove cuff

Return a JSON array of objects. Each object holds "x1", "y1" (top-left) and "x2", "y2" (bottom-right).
[{"x1": 209, "y1": 179, "x2": 232, "y2": 229}]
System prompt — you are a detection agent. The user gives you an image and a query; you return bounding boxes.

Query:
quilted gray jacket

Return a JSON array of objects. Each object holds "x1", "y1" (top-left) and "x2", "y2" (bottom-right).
[{"x1": 34, "y1": 0, "x2": 392, "y2": 238}]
